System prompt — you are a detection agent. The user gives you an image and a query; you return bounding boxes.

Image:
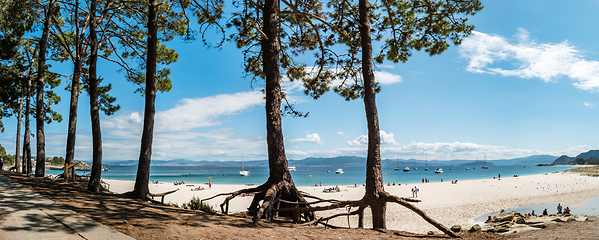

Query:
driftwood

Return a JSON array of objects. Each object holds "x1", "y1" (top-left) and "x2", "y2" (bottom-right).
[{"x1": 147, "y1": 188, "x2": 179, "y2": 203}]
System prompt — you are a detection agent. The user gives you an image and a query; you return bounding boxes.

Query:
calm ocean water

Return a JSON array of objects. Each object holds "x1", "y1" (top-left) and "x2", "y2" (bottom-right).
[{"x1": 47, "y1": 164, "x2": 576, "y2": 187}]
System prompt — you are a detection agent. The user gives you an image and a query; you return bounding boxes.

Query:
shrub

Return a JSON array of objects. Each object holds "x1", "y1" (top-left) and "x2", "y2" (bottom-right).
[
  {"x1": 182, "y1": 196, "x2": 215, "y2": 213},
  {"x1": 167, "y1": 202, "x2": 180, "y2": 208}
]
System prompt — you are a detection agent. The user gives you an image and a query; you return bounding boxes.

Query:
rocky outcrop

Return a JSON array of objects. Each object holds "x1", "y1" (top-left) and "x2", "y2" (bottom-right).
[{"x1": 481, "y1": 212, "x2": 588, "y2": 235}]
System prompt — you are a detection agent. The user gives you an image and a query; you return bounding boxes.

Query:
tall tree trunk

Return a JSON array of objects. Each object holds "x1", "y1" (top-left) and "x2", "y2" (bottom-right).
[
  {"x1": 87, "y1": 0, "x2": 103, "y2": 192},
  {"x1": 35, "y1": 0, "x2": 55, "y2": 177},
  {"x1": 15, "y1": 95, "x2": 23, "y2": 171},
  {"x1": 23, "y1": 78, "x2": 32, "y2": 176},
  {"x1": 23, "y1": 55, "x2": 34, "y2": 175},
  {"x1": 65, "y1": 61, "x2": 80, "y2": 181},
  {"x1": 132, "y1": 0, "x2": 158, "y2": 199},
  {"x1": 359, "y1": 0, "x2": 386, "y2": 229},
  {"x1": 262, "y1": 0, "x2": 291, "y2": 184},
  {"x1": 65, "y1": 0, "x2": 81, "y2": 182}
]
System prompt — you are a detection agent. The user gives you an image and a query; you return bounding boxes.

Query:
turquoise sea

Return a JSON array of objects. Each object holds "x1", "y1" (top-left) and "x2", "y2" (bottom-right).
[{"x1": 47, "y1": 164, "x2": 576, "y2": 187}]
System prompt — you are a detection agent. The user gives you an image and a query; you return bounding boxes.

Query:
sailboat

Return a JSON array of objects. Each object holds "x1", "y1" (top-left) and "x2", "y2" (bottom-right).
[
  {"x1": 424, "y1": 154, "x2": 428, "y2": 171},
  {"x1": 394, "y1": 158, "x2": 400, "y2": 171},
  {"x1": 239, "y1": 155, "x2": 249, "y2": 176},
  {"x1": 482, "y1": 154, "x2": 488, "y2": 169}
]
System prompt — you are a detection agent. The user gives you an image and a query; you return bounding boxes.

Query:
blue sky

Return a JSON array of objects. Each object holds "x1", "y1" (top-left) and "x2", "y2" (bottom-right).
[{"x1": 2, "y1": 0, "x2": 599, "y2": 162}]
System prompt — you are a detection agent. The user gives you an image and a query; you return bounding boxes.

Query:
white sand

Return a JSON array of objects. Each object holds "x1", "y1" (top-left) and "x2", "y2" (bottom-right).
[{"x1": 104, "y1": 171, "x2": 599, "y2": 234}]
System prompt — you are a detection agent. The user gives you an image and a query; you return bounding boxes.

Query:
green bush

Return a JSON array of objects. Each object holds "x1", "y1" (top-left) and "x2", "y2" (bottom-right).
[
  {"x1": 2, "y1": 154, "x2": 15, "y2": 166},
  {"x1": 182, "y1": 196, "x2": 215, "y2": 213},
  {"x1": 167, "y1": 202, "x2": 180, "y2": 208}
]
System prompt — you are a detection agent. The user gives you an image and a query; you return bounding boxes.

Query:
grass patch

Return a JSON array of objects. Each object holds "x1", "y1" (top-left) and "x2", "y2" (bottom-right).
[{"x1": 564, "y1": 166, "x2": 599, "y2": 177}]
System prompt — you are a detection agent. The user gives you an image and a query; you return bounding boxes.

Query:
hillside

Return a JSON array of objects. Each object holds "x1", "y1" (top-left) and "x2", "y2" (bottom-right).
[
  {"x1": 551, "y1": 150, "x2": 599, "y2": 165},
  {"x1": 99, "y1": 154, "x2": 556, "y2": 167}
]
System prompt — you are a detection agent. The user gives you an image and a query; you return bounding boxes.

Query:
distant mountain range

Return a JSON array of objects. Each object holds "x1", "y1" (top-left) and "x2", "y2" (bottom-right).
[
  {"x1": 551, "y1": 150, "x2": 599, "y2": 165},
  {"x1": 97, "y1": 154, "x2": 560, "y2": 167}
]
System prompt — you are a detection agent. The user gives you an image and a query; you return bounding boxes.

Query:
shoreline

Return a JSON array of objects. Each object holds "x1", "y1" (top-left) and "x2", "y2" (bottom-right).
[{"x1": 103, "y1": 171, "x2": 599, "y2": 234}]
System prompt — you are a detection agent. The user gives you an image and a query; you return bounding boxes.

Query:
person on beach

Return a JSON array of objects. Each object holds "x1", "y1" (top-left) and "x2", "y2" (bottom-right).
[
  {"x1": 564, "y1": 207, "x2": 571, "y2": 214},
  {"x1": 557, "y1": 203, "x2": 562, "y2": 214},
  {"x1": 422, "y1": 178, "x2": 424, "y2": 183},
  {"x1": 531, "y1": 210, "x2": 536, "y2": 216},
  {"x1": 543, "y1": 209, "x2": 548, "y2": 216},
  {"x1": 411, "y1": 188, "x2": 415, "y2": 197},
  {"x1": 414, "y1": 186, "x2": 419, "y2": 197}
]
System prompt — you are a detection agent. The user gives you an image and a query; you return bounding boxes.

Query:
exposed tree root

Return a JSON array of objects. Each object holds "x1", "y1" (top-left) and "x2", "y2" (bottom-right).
[
  {"x1": 203, "y1": 180, "x2": 457, "y2": 237},
  {"x1": 277, "y1": 191, "x2": 460, "y2": 238},
  {"x1": 203, "y1": 179, "x2": 315, "y2": 225}
]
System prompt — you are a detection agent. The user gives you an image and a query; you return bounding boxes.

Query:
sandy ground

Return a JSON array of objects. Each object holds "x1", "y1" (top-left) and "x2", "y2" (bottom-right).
[
  {"x1": 105, "y1": 171, "x2": 599, "y2": 234},
  {"x1": 2, "y1": 171, "x2": 503, "y2": 240}
]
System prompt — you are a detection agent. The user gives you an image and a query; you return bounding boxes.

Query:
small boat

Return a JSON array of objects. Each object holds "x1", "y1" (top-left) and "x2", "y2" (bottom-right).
[
  {"x1": 482, "y1": 154, "x2": 488, "y2": 169},
  {"x1": 288, "y1": 166, "x2": 296, "y2": 171},
  {"x1": 434, "y1": 168, "x2": 443, "y2": 173},
  {"x1": 414, "y1": 167, "x2": 417, "y2": 170},
  {"x1": 424, "y1": 154, "x2": 428, "y2": 171},
  {"x1": 335, "y1": 168, "x2": 344, "y2": 174},
  {"x1": 240, "y1": 155, "x2": 249, "y2": 176},
  {"x1": 466, "y1": 167, "x2": 469, "y2": 170},
  {"x1": 403, "y1": 167, "x2": 410, "y2": 172},
  {"x1": 394, "y1": 158, "x2": 400, "y2": 171}
]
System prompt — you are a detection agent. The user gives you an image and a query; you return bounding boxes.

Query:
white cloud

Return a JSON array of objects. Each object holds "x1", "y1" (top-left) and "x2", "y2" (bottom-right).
[
  {"x1": 377, "y1": 65, "x2": 395, "y2": 69},
  {"x1": 380, "y1": 131, "x2": 397, "y2": 145},
  {"x1": 348, "y1": 135, "x2": 368, "y2": 147},
  {"x1": 290, "y1": 133, "x2": 323, "y2": 145},
  {"x1": 102, "y1": 91, "x2": 263, "y2": 137},
  {"x1": 374, "y1": 71, "x2": 402, "y2": 85},
  {"x1": 584, "y1": 102, "x2": 596, "y2": 108},
  {"x1": 347, "y1": 130, "x2": 397, "y2": 146},
  {"x1": 459, "y1": 28, "x2": 599, "y2": 91},
  {"x1": 92, "y1": 91, "x2": 267, "y2": 160},
  {"x1": 337, "y1": 131, "x2": 344, "y2": 136}
]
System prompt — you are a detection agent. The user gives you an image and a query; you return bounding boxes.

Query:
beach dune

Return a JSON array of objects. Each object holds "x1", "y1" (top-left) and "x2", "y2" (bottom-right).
[{"x1": 104, "y1": 171, "x2": 599, "y2": 234}]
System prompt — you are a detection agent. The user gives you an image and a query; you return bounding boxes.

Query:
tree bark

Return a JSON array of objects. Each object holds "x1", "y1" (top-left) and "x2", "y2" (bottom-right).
[
  {"x1": 87, "y1": 0, "x2": 103, "y2": 192},
  {"x1": 15, "y1": 95, "x2": 23, "y2": 171},
  {"x1": 132, "y1": 0, "x2": 158, "y2": 200},
  {"x1": 35, "y1": 0, "x2": 55, "y2": 177},
  {"x1": 65, "y1": 60, "x2": 81, "y2": 182},
  {"x1": 65, "y1": 0, "x2": 81, "y2": 182},
  {"x1": 359, "y1": 0, "x2": 386, "y2": 229},
  {"x1": 23, "y1": 54, "x2": 35, "y2": 175},
  {"x1": 262, "y1": 0, "x2": 292, "y2": 185}
]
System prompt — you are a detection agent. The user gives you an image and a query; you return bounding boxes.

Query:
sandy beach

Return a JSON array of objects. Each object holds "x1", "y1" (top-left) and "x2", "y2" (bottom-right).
[{"x1": 104, "y1": 171, "x2": 599, "y2": 234}]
